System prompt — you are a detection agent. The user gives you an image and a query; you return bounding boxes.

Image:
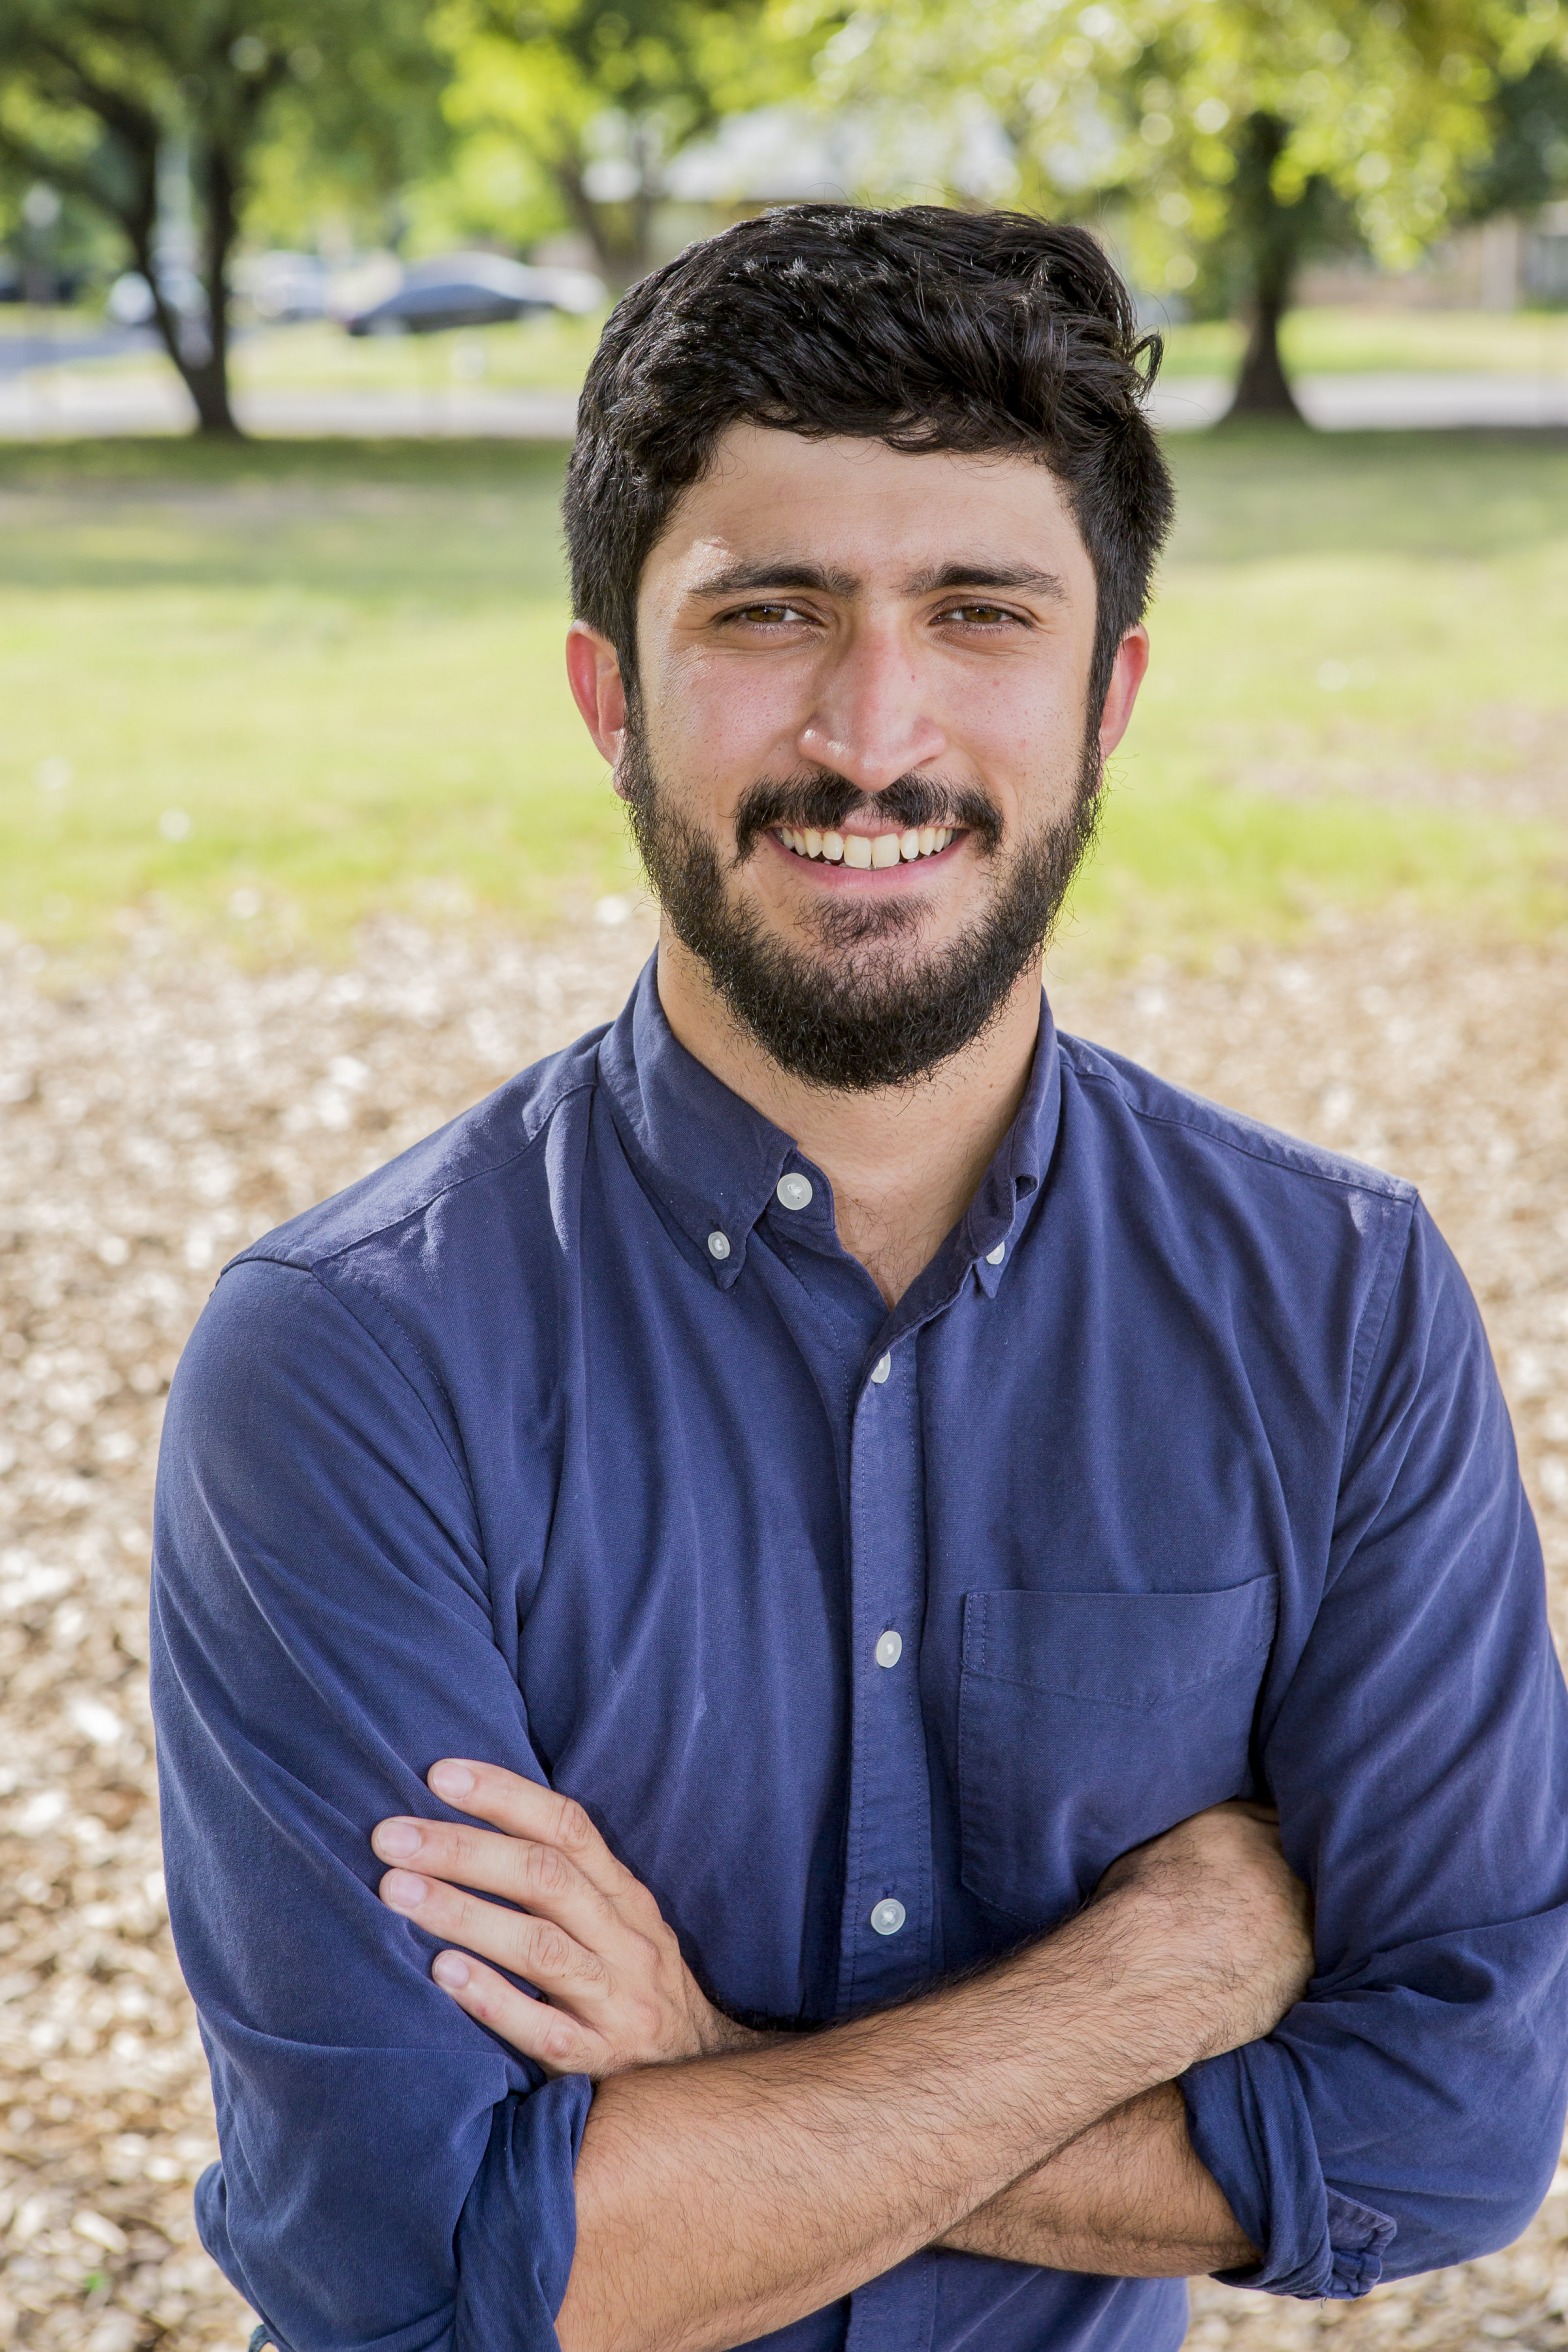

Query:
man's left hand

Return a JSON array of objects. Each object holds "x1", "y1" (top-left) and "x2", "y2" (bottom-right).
[{"x1": 372, "y1": 1760, "x2": 755, "y2": 2077}]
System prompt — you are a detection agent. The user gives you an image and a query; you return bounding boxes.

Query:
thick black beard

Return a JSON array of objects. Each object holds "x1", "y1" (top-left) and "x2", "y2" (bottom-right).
[{"x1": 621, "y1": 716, "x2": 1102, "y2": 1091}]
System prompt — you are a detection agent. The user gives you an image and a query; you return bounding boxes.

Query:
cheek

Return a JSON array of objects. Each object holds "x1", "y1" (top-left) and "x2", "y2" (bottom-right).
[
  {"x1": 962, "y1": 701, "x2": 1086, "y2": 829},
  {"x1": 945, "y1": 641, "x2": 1089, "y2": 759},
  {"x1": 647, "y1": 656, "x2": 804, "y2": 798}
]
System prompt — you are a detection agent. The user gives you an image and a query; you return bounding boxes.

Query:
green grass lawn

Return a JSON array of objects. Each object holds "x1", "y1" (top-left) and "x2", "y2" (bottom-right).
[
  {"x1": 1158, "y1": 306, "x2": 1568, "y2": 379},
  {"x1": 2, "y1": 427, "x2": 1566, "y2": 963}
]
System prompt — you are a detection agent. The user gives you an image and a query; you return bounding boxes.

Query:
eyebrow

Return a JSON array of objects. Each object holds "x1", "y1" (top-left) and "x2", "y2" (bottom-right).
[
  {"x1": 687, "y1": 559, "x2": 1069, "y2": 602},
  {"x1": 687, "y1": 560, "x2": 861, "y2": 600},
  {"x1": 905, "y1": 563, "x2": 1068, "y2": 600}
]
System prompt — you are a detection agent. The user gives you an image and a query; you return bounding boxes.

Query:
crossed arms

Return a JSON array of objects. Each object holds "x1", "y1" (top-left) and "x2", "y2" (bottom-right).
[
  {"x1": 371, "y1": 1768, "x2": 1312, "y2": 2352},
  {"x1": 151, "y1": 1237, "x2": 1568, "y2": 2352}
]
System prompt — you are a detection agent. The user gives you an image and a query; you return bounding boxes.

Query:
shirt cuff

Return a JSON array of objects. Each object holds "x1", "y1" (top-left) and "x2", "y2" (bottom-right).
[
  {"x1": 454, "y1": 2074, "x2": 593, "y2": 2352},
  {"x1": 1182, "y1": 2044, "x2": 1395, "y2": 2300}
]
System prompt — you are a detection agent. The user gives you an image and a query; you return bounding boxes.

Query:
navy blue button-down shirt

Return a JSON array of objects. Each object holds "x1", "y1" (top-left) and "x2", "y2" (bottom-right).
[{"x1": 152, "y1": 961, "x2": 1568, "y2": 2352}]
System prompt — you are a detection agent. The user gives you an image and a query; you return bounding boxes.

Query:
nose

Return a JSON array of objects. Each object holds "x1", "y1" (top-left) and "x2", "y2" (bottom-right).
[{"x1": 797, "y1": 623, "x2": 947, "y2": 790}]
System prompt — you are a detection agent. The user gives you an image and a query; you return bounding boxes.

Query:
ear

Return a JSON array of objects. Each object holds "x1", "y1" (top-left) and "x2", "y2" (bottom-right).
[
  {"x1": 566, "y1": 623, "x2": 629, "y2": 776},
  {"x1": 1097, "y1": 626, "x2": 1150, "y2": 760}
]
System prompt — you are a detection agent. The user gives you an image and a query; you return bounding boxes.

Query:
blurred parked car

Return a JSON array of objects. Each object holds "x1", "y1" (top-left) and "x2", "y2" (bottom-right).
[
  {"x1": 236, "y1": 250, "x2": 331, "y2": 323},
  {"x1": 343, "y1": 252, "x2": 605, "y2": 335},
  {"x1": 106, "y1": 265, "x2": 205, "y2": 326}
]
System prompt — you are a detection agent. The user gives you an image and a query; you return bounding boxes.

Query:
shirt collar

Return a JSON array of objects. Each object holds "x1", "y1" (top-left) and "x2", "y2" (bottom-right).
[{"x1": 597, "y1": 957, "x2": 1061, "y2": 1294}]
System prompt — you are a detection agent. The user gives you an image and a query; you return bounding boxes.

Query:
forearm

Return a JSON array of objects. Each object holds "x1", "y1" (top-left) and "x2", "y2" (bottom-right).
[
  {"x1": 937, "y1": 2081, "x2": 1256, "y2": 2276},
  {"x1": 557, "y1": 1879, "x2": 1273, "y2": 2352}
]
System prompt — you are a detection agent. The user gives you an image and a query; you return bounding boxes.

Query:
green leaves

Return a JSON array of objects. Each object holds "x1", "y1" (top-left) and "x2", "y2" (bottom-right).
[
  {"x1": 806, "y1": 0, "x2": 1568, "y2": 284},
  {"x1": 436, "y1": 0, "x2": 796, "y2": 276}
]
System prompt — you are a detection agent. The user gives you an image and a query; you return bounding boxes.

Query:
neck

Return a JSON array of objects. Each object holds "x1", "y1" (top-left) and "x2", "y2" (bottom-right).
[{"x1": 655, "y1": 928, "x2": 1043, "y2": 1307}]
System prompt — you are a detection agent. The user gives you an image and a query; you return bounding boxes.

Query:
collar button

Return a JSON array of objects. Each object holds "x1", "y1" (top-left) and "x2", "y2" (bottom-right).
[
  {"x1": 775, "y1": 1172, "x2": 814, "y2": 1212},
  {"x1": 706, "y1": 1230, "x2": 731, "y2": 1261}
]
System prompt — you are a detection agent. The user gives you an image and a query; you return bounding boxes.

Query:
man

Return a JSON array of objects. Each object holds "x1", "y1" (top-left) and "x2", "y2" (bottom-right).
[{"x1": 151, "y1": 207, "x2": 1568, "y2": 2352}]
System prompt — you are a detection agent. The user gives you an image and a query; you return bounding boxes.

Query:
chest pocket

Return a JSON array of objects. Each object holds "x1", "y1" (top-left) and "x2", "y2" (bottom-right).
[{"x1": 958, "y1": 1577, "x2": 1277, "y2": 1925}]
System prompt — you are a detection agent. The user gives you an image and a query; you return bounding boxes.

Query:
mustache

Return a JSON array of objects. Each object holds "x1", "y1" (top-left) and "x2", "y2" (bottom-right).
[{"x1": 732, "y1": 770, "x2": 1004, "y2": 862}]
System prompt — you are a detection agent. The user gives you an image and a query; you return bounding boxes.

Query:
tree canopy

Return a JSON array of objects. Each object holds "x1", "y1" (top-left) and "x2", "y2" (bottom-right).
[
  {"x1": 810, "y1": 0, "x2": 1568, "y2": 412},
  {"x1": 438, "y1": 0, "x2": 806, "y2": 280},
  {"x1": 0, "y1": 0, "x2": 445, "y2": 430}
]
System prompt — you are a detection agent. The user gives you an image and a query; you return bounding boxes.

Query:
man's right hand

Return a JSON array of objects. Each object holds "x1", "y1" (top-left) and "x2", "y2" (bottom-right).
[
  {"x1": 549, "y1": 1796, "x2": 1313, "y2": 2352},
  {"x1": 369, "y1": 1764, "x2": 1314, "y2": 2352},
  {"x1": 378, "y1": 1771, "x2": 1310, "y2": 2091}
]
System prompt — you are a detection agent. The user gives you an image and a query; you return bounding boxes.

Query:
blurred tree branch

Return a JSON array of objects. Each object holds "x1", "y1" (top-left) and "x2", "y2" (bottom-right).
[
  {"x1": 0, "y1": 0, "x2": 448, "y2": 434},
  {"x1": 438, "y1": 0, "x2": 818, "y2": 282},
  {"x1": 803, "y1": 0, "x2": 1568, "y2": 417}
]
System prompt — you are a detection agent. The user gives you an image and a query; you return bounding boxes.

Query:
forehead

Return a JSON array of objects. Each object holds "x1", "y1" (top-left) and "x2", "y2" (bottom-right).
[{"x1": 641, "y1": 423, "x2": 1093, "y2": 598}]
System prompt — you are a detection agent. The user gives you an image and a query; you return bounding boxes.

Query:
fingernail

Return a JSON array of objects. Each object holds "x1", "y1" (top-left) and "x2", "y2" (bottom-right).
[
  {"x1": 372, "y1": 1820, "x2": 422, "y2": 1861},
  {"x1": 381, "y1": 1870, "x2": 428, "y2": 1912},
  {"x1": 428, "y1": 1760, "x2": 474, "y2": 1801},
  {"x1": 433, "y1": 1952, "x2": 470, "y2": 1990}
]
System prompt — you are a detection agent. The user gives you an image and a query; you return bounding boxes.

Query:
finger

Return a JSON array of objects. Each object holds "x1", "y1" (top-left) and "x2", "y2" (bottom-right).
[
  {"x1": 378, "y1": 1869, "x2": 610, "y2": 2006},
  {"x1": 372, "y1": 1817, "x2": 619, "y2": 1949},
  {"x1": 430, "y1": 1950, "x2": 606, "y2": 2078},
  {"x1": 423, "y1": 1760, "x2": 634, "y2": 1901}
]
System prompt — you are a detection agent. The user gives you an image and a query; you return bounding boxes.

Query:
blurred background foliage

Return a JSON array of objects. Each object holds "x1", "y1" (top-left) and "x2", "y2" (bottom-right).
[
  {"x1": 3, "y1": 0, "x2": 1567, "y2": 419},
  {"x1": 1, "y1": 0, "x2": 1566, "y2": 968}
]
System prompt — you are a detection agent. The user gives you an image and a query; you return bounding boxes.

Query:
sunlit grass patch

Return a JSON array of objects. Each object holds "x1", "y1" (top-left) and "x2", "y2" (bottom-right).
[{"x1": 2, "y1": 428, "x2": 1565, "y2": 963}]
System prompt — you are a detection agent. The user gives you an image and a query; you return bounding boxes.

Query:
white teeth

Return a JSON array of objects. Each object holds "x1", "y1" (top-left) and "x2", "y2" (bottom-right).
[{"x1": 779, "y1": 824, "x2": 957, "y2": 865}]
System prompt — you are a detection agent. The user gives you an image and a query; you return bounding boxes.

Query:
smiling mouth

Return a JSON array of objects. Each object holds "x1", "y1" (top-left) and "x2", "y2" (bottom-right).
[{"x1": 775, "y1": 824, "x2": 957, "y2": 870}]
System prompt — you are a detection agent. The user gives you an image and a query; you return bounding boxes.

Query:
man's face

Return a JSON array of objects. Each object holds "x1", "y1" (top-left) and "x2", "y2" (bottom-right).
[{"x1": 569, "y1": 426, "x2": 1147, "y2": 1088}]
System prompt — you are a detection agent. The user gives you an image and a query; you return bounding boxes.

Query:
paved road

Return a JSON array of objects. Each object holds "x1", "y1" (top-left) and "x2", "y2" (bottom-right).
[
  {"x1": 1151, "y1": 369, "x2": 1568, "y2": 430},
  {"x1": 1, "y1": 363, "x2": 1565, "y2": 439},
  {"x1": 0, "y1": 323, "x2": 153, "y2": 379},
  {"x1": 0, "y1": 370, "x2": 581, "y2": 439}
]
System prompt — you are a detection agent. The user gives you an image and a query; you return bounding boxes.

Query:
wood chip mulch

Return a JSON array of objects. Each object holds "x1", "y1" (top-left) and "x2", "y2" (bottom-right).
[{"x1": 1, "y1": 913, "x2": 1564, "y2": 2352}]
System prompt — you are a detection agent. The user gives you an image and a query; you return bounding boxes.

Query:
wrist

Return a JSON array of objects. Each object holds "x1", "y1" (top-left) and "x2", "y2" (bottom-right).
[
  {"x1": 695, "y1": 2000, "x2": 770, "y2": 2058},
  {"x1": 1014, "y1": 1877, "x2": 1232, "y2": 2090}
]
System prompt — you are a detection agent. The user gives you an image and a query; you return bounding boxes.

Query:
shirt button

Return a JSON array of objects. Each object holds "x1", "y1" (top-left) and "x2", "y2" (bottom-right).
[
  {"x1": 875, "y1": 1630, "x2": 903, "y2": 1669},
  {"x1": 986, "y1": 1242, "x2": 1006, "y2": 1266},
  {"x1": 870, "y1": 1898, "x2": 906, "y2": 1937},
  {"x1": 706, "y1": 1230, "x2": 731, "y2": 1261},
  {"x1": 775, "y1": 1172, "x2": 814, "y2": 1212},
  {"x1": 870, "y1": 1352, "x2": 892, "y2": 1385}
]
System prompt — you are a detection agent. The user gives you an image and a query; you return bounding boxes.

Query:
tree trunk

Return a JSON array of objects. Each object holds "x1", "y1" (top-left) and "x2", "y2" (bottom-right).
[
  {"x1": 1222, "y1": 114, "x2": 1309, "y2": 425},
  {"x1": 130, "y1": 140, "x2": 241, "y2": 437},
  {"x1": 1230, "y1": 280, "x2": 1302, "y2": 419},
  {"x1": 187, "y1": 138, "x2": 242, "y2": 437},
  {"x1": 626, "y1": 118, "x2": 658, "y2": 282},
  {"x1": 551, "y1": 155, "x2": 624, "y2": 286}
]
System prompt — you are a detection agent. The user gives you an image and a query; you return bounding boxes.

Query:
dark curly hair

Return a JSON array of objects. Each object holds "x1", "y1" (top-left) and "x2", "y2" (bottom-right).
[{"x1": 564, "y1": 203, "x2": 1174, "y2": 723}]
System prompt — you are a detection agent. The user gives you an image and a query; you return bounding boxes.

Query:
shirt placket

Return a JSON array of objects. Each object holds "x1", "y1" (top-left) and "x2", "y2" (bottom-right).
[{"x1": 835, "y1": 1328, "x2": 940, "y2": 2352}]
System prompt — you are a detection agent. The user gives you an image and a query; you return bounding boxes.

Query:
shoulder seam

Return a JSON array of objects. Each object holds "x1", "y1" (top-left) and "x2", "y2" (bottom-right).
[
  {"x1": 1064, "y1": 1040, "x2": 1414, "y2": 1204},
  {"x1": 1342, "y1": 1191, "x2": 1421, "y2": 1481},
  {"x1": 224, "y1": 1067, "x2": 598, "y2": 1281},
  {"x1": 218, "y1": 1255, "x2": 478, "y2": 1503}
]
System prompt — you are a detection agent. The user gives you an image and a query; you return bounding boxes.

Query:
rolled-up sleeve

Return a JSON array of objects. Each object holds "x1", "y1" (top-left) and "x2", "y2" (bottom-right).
[
  {"x1": 1183, "y1": 1199, "x2": 1568, "y2": 2298},
  {"x1": 151, "y1": 1255, "x2": 590, "y2": 2352}
]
